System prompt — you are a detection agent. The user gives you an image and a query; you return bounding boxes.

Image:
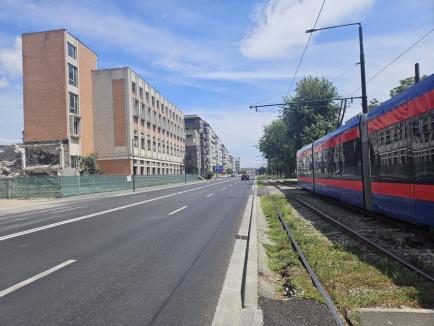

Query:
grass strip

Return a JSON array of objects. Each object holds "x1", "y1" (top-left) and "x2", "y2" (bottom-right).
[{"x1": 260, "y1": 193, "x2": 434, "y2": 323}]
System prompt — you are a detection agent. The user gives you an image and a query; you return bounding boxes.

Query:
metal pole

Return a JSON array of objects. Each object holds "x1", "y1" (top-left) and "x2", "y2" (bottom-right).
[
  {"x1": 132, "y1": 138, "x2": 136, "y2": 192},
  {"x1": 359, "y1": 24, "x2": 368, "y2": 114},
  {"x1": 415, "y1": 63, "x2": 420, "y2": 83}
]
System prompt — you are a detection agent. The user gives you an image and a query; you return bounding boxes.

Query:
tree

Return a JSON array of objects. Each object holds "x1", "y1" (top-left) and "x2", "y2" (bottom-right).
[
  {"x1": 281, "y1": 76, "x2": 340, "y2": 175},
  {"x1": 257, "y1": 167, "x2": 266, "y2": 175},
  {"x1": 368, "y1": 98, "x2": 381, "y2": 111},
  {"x1": 258, "y1": 118, "x2": 287, "y2": 177},
  {"x1": 80, "y1": 154, "x2": 100, "y2": 175},
  {"x1": 226, "y1": 168, "x2": 233, "y2": 175},
  {"x1": 389, "y1": 75, "x2": 427, "y2": 97}
]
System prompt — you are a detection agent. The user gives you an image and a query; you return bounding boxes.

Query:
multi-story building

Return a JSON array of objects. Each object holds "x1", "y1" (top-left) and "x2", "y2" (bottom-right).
[
  {"x1": 22, "y1": 29, "x2": 97, "y2": 174},
  {"x1": 184, "y1": 115, "x2": 205, "y2": 175},
  {"x1": 92, "y1": 68, "x2": 185, "y2": 175},
  {"x1": 185, "y1": 115, "x2": 235, "y2": 176},
  {"x1": 235, "y1": 158, "x2": 241, "y2": 174},
  {"x1": 22, "y1": 29, "x2": 185, "y2": 176}
]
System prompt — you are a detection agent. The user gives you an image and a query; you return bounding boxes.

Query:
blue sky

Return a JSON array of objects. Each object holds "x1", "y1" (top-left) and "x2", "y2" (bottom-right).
[{"x1": 0, "y1": 0, "x2": 433, "y2": 167}]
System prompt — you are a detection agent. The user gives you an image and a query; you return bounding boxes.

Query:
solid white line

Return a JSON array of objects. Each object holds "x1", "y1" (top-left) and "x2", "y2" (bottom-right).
[
  {"x1": 168, "y1": 206, "x2": 188, "y2": 216},
  {"x1": 0, "y1": 260, "x2": 76, "y2": 298},
  {"x1": 48, "y1": 206, "x2": 87, "y2": 214},
  {"x1": 206, "y1": 193, "x2": 215, "y2": 198},
  {"x1": 0, "y1": 180, "x2": 231, "y2": 242}
]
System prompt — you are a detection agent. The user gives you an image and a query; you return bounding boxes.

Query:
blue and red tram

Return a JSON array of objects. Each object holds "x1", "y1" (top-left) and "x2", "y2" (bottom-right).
[{"x1": 296, "y1": 74, "x2": 434, "y2": 227}]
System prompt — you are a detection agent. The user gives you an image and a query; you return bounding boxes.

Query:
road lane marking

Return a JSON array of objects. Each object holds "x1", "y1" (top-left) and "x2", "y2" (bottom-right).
[
  {"x1": 168, "y1": 206, "x2": 188, "y2": 216},
  {"x1": 206, "y1": 193, "x2": 215, "y2": 198},
  {"x1": 0, "y1": 260, "x2": 76, "y2": 298},
  {"x1": 0, "y1": 180, "x2": 232, "y2": 242},
  {"x1": 48, "y1": 206, "x2": 87, "y2": 214},
  {"x1": 221, "y1": 187, "x2": 227, "y2": 190}
]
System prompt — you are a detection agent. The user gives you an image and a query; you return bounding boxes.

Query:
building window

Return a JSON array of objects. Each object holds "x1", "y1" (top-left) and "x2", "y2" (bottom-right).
[
  {"x1": 70, "y1": 155, "x2": 80, "y2": 168},
  {"x1": 146, "y1": 91, "x2": 149, "y2": 102},
  {"x1": 131, "y1": 82, "x2": 137, "y2": 94},
  {"x1": 68, "y1": 64, "x2": 78, "y2": 86},
  {"x1": 139, "y1": 87, "x2": 143, "y2": 98},
  {"x1": 69, "y1": 92, "x2": 79, "y2": 114},
  {"x1": 67, "y1": 42, "x2": 76, "y2": 59},
  {"x1": 70, "y1": 116, "x2": 80, "y2": 136},
  {"x1": 134, "y1": 100, "x2": 139, "y2": 116},
  {"x1": 141, "y1": 133, "x2": 145, "y2": 149},
  {"x1": 133, "y1": 130, "x2": 139, "y2": 147},
  {"x1": 151, "y1": 96, "x2": 155, "y2": 107}
]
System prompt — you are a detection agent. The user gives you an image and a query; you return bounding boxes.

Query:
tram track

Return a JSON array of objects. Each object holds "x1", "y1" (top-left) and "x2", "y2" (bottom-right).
[
  {"x1": 270, "y1": 180, "x2": 434, "y2": 284},
  {"x1": 263, "y1": 187, "x2": 345, "y2": 326}
]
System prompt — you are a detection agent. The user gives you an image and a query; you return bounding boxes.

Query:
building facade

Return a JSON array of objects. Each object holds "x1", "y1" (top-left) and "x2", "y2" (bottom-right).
[
  {"x1": 22, "y1": 29, "x2": 185, "y2": 176},
  {"x1": 184, "y1": 115, "x2": 235, "y2": 176},
  {"x1": 22, "y1": 29, "x2": 97, "y2": 174},
  {"x1": 184, "y1": 115, "x2": 205, "y2": 175},
  {"x1": 93, "y1": 68, "x2": 185, "y2": 175}
]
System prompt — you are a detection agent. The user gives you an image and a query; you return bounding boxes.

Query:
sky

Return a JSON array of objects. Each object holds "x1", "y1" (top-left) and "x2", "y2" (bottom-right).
[{"x1": 0, "y1": 0, "x2": 433, "y2": 167}]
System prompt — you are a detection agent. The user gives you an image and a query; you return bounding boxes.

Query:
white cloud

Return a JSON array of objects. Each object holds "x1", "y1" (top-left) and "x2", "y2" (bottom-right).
[
  {"x1": 0, "y1": 76, "x2": 10, "y2": 88},
  {"x1": 0, "y1": 36, "x2": 22, "y2": 78},
  {"x1": 240, "y1": 0, "x2": 374, "y2": 59},
  {"x1": 184, "y1": 107, "x2": 278, "y2": 167},
  {"x1": 1, "y1": 1, "x2": 220, "y2": 74}
]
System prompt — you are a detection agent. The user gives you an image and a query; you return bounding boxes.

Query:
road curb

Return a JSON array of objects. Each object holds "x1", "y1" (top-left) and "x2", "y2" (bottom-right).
[{"x1": 212, "y1": 181, "x2": 263, "y2": 326}]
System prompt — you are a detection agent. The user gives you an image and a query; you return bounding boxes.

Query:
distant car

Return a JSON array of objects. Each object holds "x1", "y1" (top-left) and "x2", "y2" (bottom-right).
[{"x1": 241, "y1": 174, "x2": 250, "y2": 180}]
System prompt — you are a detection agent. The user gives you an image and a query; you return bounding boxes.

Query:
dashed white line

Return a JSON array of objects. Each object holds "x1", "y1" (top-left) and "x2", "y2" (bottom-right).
[
  {"x1": 168, "y1": 206, "x2": 188, "y2": 216},
  {"x1": 206, "y1": 193, "x2": 215, "y2": 198},
  {"x1": 0, "y1": 180, "x2": 231, "y2": 242},
  {"x1": 0, "y1": 260, "x2": 76, "y2": 298},
  {"x1": 221, "y1": 187, "x2": 227, "y2": 190}
]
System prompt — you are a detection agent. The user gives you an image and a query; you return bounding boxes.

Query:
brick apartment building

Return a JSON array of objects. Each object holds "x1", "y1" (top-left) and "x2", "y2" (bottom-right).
[
  {"x1": 22, "y1": 29, "x2": 96, "y2": 172},
  {"x1": 22, "y1": 29, "x2": 185, "y2": 175}
]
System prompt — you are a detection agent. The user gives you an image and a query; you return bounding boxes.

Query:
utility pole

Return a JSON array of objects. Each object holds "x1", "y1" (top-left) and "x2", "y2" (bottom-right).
[{"x1": 306, "y1": 22, "x2": 368, "y2": 113}]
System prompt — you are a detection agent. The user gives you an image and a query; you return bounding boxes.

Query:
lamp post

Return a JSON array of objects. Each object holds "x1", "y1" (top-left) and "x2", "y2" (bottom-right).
[
  {"x1": 306, "y1": 22, "x2": 368, "y2": 114},
  {"x1": 131, "y1": 138, "x2": 136, "y2": 192}
]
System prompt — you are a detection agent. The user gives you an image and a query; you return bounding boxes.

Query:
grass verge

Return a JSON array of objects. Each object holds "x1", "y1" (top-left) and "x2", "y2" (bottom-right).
[{"x1": 260, "y1": 193, "x2": 434, "y2": 324}]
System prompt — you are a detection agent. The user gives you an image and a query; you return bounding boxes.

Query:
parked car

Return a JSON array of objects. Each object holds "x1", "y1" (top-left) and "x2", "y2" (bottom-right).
[{"x1": 241, "y1": 174, "x2": 250, "y2": 180}]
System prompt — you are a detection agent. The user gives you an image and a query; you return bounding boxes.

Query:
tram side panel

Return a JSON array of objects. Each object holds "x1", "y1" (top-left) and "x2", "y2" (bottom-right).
[{"x1": 367, "y1": 74, "x2": 434, "y2": 227}]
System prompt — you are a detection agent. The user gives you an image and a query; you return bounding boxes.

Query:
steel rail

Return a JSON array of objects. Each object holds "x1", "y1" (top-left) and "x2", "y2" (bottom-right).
[
  {"x1": 273, "y1": 181, "x2": 434, "y2": 283},
  {"x1": 265, "y1": 188, "x2": 345, "y2": 326}
]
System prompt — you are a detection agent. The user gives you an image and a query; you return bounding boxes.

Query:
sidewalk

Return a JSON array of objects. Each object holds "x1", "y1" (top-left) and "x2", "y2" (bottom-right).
[{"x1": 0, "y1": 179, "x2": 206, "y2": 216}]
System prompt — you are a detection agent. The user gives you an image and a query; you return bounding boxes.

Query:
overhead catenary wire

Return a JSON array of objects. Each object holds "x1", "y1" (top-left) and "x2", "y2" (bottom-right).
[
  {"x1": 350, "y1": 27, "x2": 434, "y2": 95},
  {"x1": 254, "y1": 0, "x2": 327, "y2": 106},
  {"x1": 286, "y1": 0, "x2": 326, "y2": 96}
]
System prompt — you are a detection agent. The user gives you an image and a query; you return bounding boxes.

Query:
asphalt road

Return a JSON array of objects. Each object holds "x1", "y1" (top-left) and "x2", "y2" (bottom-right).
[{"x1": 0, "y1": 178, "x2": 254, "y2": 326}]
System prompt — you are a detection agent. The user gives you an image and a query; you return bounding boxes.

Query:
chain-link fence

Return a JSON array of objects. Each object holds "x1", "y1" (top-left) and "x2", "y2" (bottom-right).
[{"x1": 0, "y1": 174, "x2": 199, "y2": 199}]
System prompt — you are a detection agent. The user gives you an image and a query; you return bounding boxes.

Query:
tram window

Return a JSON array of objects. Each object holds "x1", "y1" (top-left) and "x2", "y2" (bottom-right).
[{"x1": 412, "y1": 121, "x2": 421, "y2": 138}]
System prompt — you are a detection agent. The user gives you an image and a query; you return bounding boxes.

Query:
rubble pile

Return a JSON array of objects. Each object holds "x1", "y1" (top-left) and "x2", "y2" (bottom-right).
[{"x1": 0, "y1": 145, "x2": 22, "y2": 178}]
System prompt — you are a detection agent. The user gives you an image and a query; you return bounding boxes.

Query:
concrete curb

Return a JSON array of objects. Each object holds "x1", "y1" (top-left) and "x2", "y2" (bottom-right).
[
  {"x1": 212, "y1": 181, "x2": 263, "y2": 326},
  {"x1": 357, "y1": 307, "x2": 434, "y2": 326}
]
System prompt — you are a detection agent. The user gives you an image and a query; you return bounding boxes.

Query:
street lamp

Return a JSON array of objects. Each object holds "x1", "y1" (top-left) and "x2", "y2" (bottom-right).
[{"x1": 306, "y1": 22, "x2": 368, "y2": 114}]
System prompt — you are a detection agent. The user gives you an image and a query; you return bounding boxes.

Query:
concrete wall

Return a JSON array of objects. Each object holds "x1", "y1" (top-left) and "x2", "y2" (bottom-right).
[{"x1": 77, "y1": 41, "x2": 97, "y2": 155}]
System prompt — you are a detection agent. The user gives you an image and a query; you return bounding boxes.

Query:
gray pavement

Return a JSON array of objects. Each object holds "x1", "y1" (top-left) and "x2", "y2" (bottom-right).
[{"x1": 0, "y1": 178, "x2": 253, "y2": 326}]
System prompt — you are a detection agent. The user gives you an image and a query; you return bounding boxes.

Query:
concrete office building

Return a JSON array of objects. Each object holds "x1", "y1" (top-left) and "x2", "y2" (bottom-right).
[
  {"x1": 93, "y1": 68, "x2": 185, "y2": 175},
  {"x1": 22, "y1": 29, "x2": 97, "y2": 174},
  {"x1": 22, "y1": 29, "x2": 185, "y2": 176}
]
